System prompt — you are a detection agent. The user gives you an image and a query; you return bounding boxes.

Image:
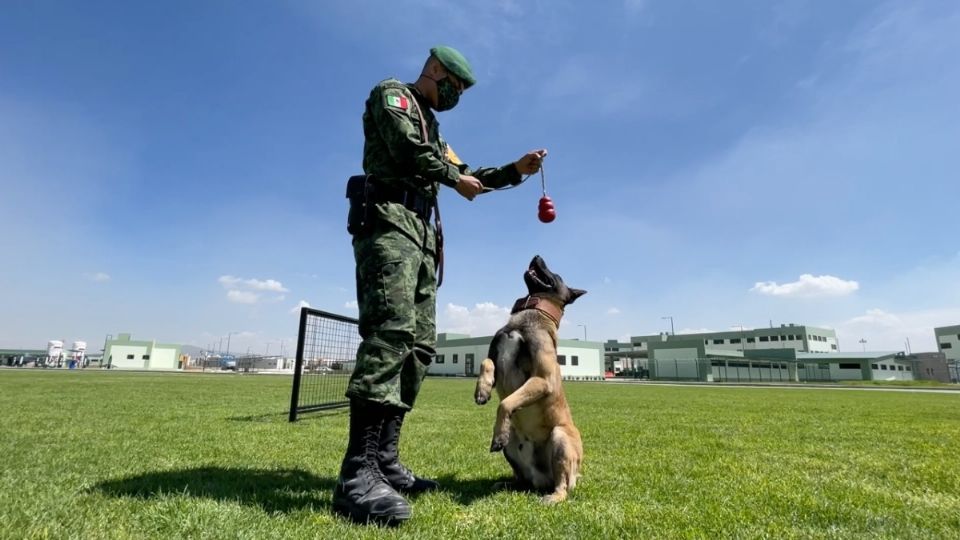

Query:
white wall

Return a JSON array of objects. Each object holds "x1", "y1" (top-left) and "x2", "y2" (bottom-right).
[
  {"x1": 870, "y1": 360, "x2": 914, "y2": 381},
  {"x1": 937, "y1": 330, "x2": 960, "y2": 362},
  {"x1": 110, "y1": 345, "x2": 148, "y2": 369},
  {"x1": 150, "y1": 347, "x2": 178, "y2": 369}
]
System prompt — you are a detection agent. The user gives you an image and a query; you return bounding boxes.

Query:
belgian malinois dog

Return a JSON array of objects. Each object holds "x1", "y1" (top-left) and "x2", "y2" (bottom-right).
[{"x1": 474, "y1": 255, "x2": 586, "y2": 504}]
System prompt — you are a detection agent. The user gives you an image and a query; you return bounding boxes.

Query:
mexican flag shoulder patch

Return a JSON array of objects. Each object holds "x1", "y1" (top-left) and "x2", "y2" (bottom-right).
[{"x1": 385, "y1": 94, "x2": 409, "y2": 110}]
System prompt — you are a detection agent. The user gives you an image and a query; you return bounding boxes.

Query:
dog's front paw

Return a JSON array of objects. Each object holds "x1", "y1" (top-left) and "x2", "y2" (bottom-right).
[{"x1": 489, "y1": 432, "x2": 509, "y2": 452}]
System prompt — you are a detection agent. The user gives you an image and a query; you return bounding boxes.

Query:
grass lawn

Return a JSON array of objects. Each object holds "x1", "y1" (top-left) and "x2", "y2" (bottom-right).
[{"x1": 1, "y1": 370, "x2": 959, "y2": 539}]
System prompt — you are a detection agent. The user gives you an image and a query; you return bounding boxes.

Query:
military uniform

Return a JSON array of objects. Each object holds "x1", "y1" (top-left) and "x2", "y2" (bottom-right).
[
  {"x1": 334, "y1": 46, "x2": 523, "y2": 525},
  {"x1": 347, "y1": 78, "x2": 521, "y2": 410}
]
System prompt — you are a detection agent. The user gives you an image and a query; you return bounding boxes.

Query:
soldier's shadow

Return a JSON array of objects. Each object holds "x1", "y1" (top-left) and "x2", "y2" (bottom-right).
[
  {"x1": 90, "y1": 467, "x2": 336, "y2": 514},
  {"x1": 431, "y1": 474, "x2": 515, "y2": 505}
]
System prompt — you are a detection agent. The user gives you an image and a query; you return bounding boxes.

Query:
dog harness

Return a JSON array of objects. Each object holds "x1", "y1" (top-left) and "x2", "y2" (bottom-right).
[{"x1": 510, "y1": 295, "x2": 564, "y2": 327}]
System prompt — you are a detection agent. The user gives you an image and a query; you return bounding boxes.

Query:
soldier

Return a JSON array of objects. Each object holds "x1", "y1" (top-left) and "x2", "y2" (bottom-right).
[{"x1": 335, "y1": 45, "x2": 546, "y2": 525}]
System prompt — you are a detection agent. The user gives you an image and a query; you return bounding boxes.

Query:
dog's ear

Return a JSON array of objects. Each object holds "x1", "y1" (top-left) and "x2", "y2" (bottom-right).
[{"x1": 567, "y1": 288, "x2": 587, "y2": 303}]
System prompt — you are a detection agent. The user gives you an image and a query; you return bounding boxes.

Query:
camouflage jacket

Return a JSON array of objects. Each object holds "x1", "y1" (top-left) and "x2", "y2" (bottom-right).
[{"x1": 362, "y1": 78, "x2": 521, "y2": 250}]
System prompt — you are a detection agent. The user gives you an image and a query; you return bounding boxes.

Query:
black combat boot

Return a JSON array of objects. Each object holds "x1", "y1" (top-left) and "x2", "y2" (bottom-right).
[
  {"x1": 332, "y1": 399, "x2": 412, "y2": 525},
  {"x1": 378, "y1": 408, "x2": 440, "y2": 494}
]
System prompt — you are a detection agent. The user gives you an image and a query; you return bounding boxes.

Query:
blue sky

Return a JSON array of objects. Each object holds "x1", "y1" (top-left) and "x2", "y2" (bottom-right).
[{"x1": 2, "y1": 0, "x2": 958, "y2": 355}]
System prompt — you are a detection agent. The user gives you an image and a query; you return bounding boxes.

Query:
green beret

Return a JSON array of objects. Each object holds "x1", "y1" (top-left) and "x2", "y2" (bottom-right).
[{"x1": 430, "y1": 45, "x2": 476, "y2": 88}]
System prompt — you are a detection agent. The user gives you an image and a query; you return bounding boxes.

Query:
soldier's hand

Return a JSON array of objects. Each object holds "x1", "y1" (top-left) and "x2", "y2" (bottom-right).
[
  {"x1": 455, "y1": 175, "x2": 483, "y2": 201},
  {"x1": 514, "y1": 149, "x2": 548, "y2": 175}
]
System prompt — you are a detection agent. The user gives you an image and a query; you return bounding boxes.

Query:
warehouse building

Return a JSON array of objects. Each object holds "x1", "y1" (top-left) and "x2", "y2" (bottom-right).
[
  {"x1": 433, "y1": 333, "x2": 604, "y2": 380},
  {"x1": 605, "y1": 323, "x2": 917, "y2": 382}
]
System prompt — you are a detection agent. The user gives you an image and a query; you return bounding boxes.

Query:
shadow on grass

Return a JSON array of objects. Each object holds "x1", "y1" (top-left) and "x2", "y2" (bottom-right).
[
  {"x1": 90, "y1": 467, "x2": 335, "y2": 513},
  {"x1": 92, "y1": 467, "x2": 517, "y2": 512},
  {"x1": 228, "y1": 408, "x2": 348, "y2": 423},
  {"x1": 433, "y1": 474, "x2": 514, "y2": 505}
]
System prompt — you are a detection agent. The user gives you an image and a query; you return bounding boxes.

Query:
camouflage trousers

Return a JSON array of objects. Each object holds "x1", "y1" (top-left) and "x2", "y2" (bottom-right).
[{"x1": 345, "y1": 225, "x2": 437, "y2": 410}]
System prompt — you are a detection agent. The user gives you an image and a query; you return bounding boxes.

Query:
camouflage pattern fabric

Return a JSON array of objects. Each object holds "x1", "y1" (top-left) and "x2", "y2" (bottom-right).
[
  {"x1": 347, "y1": 78, "x2": 522, "y2": 409},
  {"x1": 346, "y1": 225, "x2": 436, "y2": 409}
]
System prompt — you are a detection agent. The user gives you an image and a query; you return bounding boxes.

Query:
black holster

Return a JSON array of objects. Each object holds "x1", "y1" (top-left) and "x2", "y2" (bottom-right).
[{"x1": 346, "y1": 175, "x2": 373, "y2": 236}]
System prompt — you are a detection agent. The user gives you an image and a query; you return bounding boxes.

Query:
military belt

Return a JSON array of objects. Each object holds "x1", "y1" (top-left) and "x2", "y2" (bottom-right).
[{"x1": 368, "y1": 179, "x2": 434, "y2": 221}]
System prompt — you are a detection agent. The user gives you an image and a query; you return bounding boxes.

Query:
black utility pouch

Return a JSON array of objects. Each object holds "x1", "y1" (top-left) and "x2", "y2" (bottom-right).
[{"x1": 345, "y1": 175, "x2": 372, "y2": 235}]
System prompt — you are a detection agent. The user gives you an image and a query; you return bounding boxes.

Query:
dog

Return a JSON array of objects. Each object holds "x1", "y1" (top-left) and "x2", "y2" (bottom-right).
[{"x1": 474, "y1": 255, "x2": 586, "y2": 504}]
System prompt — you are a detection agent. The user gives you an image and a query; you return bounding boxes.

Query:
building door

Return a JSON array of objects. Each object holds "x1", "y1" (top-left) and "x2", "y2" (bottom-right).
[{"x1": 465, "y1": 353, "x2": 475, "y2": 376}]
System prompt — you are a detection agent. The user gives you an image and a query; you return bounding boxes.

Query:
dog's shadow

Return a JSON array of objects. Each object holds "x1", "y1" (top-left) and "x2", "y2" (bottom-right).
[
  {"x1": 90, "y1": 467, "x2": 335, "y2": 513},
  {"x1": 90, "y1": 467, "x2": 514, "y2": 511}
]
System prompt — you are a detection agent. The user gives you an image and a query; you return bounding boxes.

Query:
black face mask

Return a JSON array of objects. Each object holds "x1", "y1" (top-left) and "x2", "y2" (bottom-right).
[{"x1": 429, "y1": 75, "x2": 460, "y2": 111}]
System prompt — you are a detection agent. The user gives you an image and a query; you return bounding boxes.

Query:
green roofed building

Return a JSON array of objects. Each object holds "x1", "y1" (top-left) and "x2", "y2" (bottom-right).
[
  {"x1": 605, "y1": 324, "x2": 918, "y2": 383},
  {"x1": 103, "y1": 333, "x2": 182, "y2": 370}
]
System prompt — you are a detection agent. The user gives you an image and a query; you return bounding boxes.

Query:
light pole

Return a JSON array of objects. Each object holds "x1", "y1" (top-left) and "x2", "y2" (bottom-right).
[
  {"x1": 662, "y1": 316, "x2": 675, "y2": 336},
  {"x1": 226, "y1": 332, "x2": 235, "y2": 356},
  {"x1": 859, "y1": 338, "x2": 867, "y2": 352},
  {"x1": 577, "y1": 324, "x2": 587, "y2": 341},
  {"x1": 265, "y1": 342, "x2": 271, "y2": 356}
]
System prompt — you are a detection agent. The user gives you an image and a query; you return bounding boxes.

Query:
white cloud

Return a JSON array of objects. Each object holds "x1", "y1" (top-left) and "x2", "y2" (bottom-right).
[
  {"x1": 226, "y1": 290, "x2": 259, "y2": 304},
  {"x1": 837, "y1": 307, "x2": 960, "y2": 352},
  {"x1": 344, "y1": 300, "x2": 359, "y2": 310},
  {"x1": 290, "y1": 300, "x2": 310, "y2": 315},
  {"x1": 218, "y1": 275, "x2": 289, "y2": 293},
  {"x1": 750, "y1": 274, "x2": 859, "y2": 298},
  {"x1": 84, "y1": 272, "x2": 110, "y2": 282},
  {"x1": 606, "y1": 307, "x2": 622, "y2": 315},
  {"x1": 440, "y1": 302, "x2": 510, "y2": 337},
  {"x1": 677, "y1": 328, "x2": 716, "y2": 335}
]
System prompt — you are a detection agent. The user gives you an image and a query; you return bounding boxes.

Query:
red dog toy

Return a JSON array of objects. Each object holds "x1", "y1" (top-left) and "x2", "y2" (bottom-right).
[{"x1": 536, "y1": 161, "x2": 555, "y2": 223}]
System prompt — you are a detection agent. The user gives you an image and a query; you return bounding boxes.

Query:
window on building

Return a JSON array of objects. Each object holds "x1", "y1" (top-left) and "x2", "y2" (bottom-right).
[
  {"x1": 730, "y1": 338, "x2": 741, "y2": 344},
  {"x1": 142, "y1": 354, "x2": 150, "y2": 360},
  {"x1": 787, "y1": 335, "x2": 794, "y2": 340},
  {"x1": 126, "y1": 354, "x2": 134, "y2": 359},
  {"x1": 713, "y1": 339, "x2": 724, "y2": 345},
  {"x1": 572, "y1": 356, "x2": 579, "y2": 366},
  {"x1": 871, "y1": 364, "x2": 878, "y2": 369},
  {"x1": 436, "y1": 355, "x2": 444, "y2": 364},
  {"x1": 897, "y1": 365, "x2": 904, "y2": 371},
  {"x1": 942, "y1": 342, "x2": 953, "y2": 349},
  {"x1": 747, "y1": 337, "x2": 755, "y2": 343},
  {"x1": 808, "y1": 334, "x2": 813, "y2": 340},
  {"x1": 839, "y1": 363, "x2": 860, "y2": 370},
  {"x1": 453, "y1": 354, "x2": 458, "y2": 364},
  {"x1": 705, "y1": 340, "x2": 709, "y2": 345},
  {"x1": 759, "y1": 336, "x2": 769, "y2": 342},
  {"x1": 770, "y1": 336, "x2": 779, "y2": 342},
  {"x1": 906, "y1": 366, "x2": 912, "y2": 371},
  {"x1": 880, "y1": 365, "x2": 888, "y2": 370},
  {"x1": 831, "y1": 344, "x2": 837, "y2": 350},
  {"x1": 558, "y1": 355, "x2": 566, "y2": 366}
]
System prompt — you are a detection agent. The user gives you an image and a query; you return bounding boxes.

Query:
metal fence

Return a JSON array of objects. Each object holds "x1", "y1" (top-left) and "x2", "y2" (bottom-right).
[{"x1": 289, "y1": 308, "x2": 359, "y2": 421}]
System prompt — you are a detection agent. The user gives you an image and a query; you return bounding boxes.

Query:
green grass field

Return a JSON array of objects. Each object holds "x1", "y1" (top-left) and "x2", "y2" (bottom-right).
[{"x1": 1, "y1": 371, "x2": 958, "y2": 539}]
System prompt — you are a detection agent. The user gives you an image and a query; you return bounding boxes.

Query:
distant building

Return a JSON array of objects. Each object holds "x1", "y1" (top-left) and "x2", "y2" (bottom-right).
[
  {"x1": 104, "y1": 333, "x2": 181, "y2": 370},
  {"x1": 620, "y1": 324, "x2": 839, "y2": 355},
  {"x1": 433, "y1": 333, "x2": 604, "y2": 380},
  {"x1": 934, "y1": 325, "x2": 960, "y2": 382},
  {"x1": 905, "y1": 352, "x2": 951, "y2": 383},
  {"x1": 604, "y1": 323, "x2": 918, "y2": 382}
]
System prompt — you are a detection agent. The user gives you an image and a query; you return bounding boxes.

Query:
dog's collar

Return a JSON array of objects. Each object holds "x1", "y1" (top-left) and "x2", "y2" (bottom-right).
[{"x1": 511, "y1": 295, "x2": 564, "y2": 326}]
